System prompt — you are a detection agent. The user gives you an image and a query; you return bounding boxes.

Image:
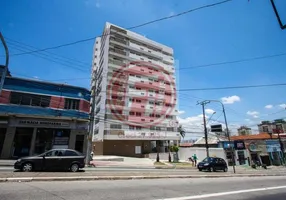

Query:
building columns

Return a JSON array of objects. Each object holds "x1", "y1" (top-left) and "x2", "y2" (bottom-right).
[
  {"x1": 29, "y1": 128, "x2": 37, "y2": 156},
  {"x1": 1, "y1": 127, "x2": 16, "y2": 158}
]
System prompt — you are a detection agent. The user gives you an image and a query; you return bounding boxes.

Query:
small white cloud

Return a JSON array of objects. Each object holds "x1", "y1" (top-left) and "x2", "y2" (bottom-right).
[
  {"x1": 33, "y1": 76, "x2": 39, "y2": 79},
  {"x1": 265, "y1": 105, "x2": 273, "y2": 109},
  {"x1": 95, "y1": 2, "x2": 100, "y2": 8},
  {"x1": 205, "y1": 109, "x2": 215, "y2": 115},
  {"x1": 169, "y1": 11, "x2": 175, "y2": 16},
  {"x1": 221, "y1": 95, "x2": 241, "y2": 104},
  {"x1": 247, "y1": 111, "x2": 259, "y2": 118},
  {"x1": 178, "y1": 110, "x2": 185, "y2": 115},
  {"x1": 279, "y1": 104, "x2": 286, "y2": 109}
]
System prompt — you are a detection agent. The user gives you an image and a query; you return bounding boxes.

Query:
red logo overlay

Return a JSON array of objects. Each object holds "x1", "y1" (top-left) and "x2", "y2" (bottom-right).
[{"x1": 107, "y1": 61, "x2": 176, "y2": 129}]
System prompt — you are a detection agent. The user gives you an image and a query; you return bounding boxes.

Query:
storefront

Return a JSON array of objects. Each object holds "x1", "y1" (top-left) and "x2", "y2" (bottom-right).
[
  {"x1": 0, "y1": 117, "x2": 88, "y2": 158},
  {"x1": 233, "y1": 140, "x2": 248, "y2": 166},
  {"x1": 266, "y1": 140, "x2": 283, "y2": 166}
]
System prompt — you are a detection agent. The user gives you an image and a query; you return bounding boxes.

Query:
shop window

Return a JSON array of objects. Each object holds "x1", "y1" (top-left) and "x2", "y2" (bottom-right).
[
  {"x1": 10, "y1": 92, "x2": 51, "y2": 107},
  {"x1": 64, "y1": 98, "x2": 80, "y2": 110},
  {"x1": 110, "y1": 124, "x2": 122, "y2": 129}
]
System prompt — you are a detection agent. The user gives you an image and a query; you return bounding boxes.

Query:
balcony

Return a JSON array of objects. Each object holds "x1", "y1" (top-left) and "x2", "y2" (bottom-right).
[{"x1": 110, "y1": 36, "x2": 128, "y2": 46}]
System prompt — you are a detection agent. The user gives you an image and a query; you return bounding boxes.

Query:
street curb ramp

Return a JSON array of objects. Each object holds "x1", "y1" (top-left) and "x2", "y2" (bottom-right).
[{"x1": 0, "y1": 174, "x2": 285, "y2": 182}]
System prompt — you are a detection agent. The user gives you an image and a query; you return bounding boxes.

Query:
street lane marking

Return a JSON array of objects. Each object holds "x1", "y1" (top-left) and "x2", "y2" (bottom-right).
[{"x1": 156, "y1": 185, "x2": 286, "y2": 200}]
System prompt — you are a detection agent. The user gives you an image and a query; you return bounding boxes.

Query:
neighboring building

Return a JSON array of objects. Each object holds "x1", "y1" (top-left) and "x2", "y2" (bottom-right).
[
  {"x1": 237, "y1": 126, "x2": 252, "y2": 136},
  {"x1": 90, "y1": 22, "x2": 180, "y2": 157},
  {"x1": 0, "y1": 76, "x2": 90, "y2": 159},
  {"x1": 192, "y1": 134, "x2": 227, "y2": 148},
  {"x1": 258, "y1": 119, "x2": 286, "y2": 134},
  {"x1": 230, "y1": 133, "x2": 285, "y2": 166}
]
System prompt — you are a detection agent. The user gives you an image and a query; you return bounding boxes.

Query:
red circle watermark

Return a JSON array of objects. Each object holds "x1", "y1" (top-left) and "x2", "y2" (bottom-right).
[{"x1": 107, "y1": 61, "x2": 176, "y2": 128}]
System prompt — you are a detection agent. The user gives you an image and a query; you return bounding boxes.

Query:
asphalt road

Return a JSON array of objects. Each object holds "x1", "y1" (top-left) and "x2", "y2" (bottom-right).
[{"x1": 0, "y1": 176, "x2": 286, "y2": 200}]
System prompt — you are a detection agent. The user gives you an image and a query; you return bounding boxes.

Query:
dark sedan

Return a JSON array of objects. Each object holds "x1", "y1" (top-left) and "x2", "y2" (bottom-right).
[
  {"x1": 14, "y1": 149, "x2": 85, "y2": 172},
  {"x1": 197, "y1": 157, "x2": 228, "y2": 172}
]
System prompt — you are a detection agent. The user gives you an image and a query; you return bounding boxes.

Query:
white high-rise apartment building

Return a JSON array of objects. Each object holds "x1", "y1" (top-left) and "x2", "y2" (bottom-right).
[{"x1": 91, "y1": 22, "x2": 180, "y2": 157}]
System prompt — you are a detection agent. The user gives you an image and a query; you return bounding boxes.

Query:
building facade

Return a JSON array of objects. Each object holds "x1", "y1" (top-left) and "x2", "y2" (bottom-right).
[
  {"x1": 90, "y1": 22, "x2": 180, "y2": 157},
  {"x1": 258, "y1": 119, "x2": 286, "y2": 134},
  {"x1": 237, "y1": 126, "x2": 252, "y2": 136},
  {"x1": 0, "y1": 77, "x2": 90, "y2": 159}
]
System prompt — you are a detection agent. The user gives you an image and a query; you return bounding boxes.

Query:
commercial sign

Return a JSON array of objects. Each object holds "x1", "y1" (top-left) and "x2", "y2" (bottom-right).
[
  {"x1": 234, "y1": 140, "x2": 245, "y2": 150},
  {"x1": 117, "y1": 131, "x2": 169, "y2": 139},
  {"x1": 16, "y1": 120, "x2": 70, "y2": 127},
  {"x1": 266, "y1": 140, "x2": 281, "y2": 152},
  {"x1": 210, "y1": 124, "x2": 223, "y2": 132}
]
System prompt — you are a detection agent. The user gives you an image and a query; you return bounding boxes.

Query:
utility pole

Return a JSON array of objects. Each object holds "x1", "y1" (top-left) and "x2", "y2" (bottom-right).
[
  {"x1": 197, "y1": 100, "x2": 210, "y2": 159},
  {"x1": 0, "y1": 32, "x2": 9, "y2": 94},
  {"x1": 85, "y1": 72, "x2": 97, "y2": 165},
  {"x1": 197, "y1": 100, "x2": 236, "y2": 173}
]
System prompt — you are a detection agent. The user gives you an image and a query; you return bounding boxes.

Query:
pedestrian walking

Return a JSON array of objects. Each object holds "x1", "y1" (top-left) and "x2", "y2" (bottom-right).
[{"x1": 192, "y1": 154, "x2": 198, "y2": 167}]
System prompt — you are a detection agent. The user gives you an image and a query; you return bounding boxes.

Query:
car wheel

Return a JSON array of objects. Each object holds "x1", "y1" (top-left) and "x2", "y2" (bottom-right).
[
  {"x1": 22, "y1": 162, "x2": 33, "y2": 172},
  {"x1": 223, "y1": 167, "x2": 228, "y2": 172},
  {"x1": 199, "y1": 169, "x2": 202, "y2": 171},
  {"x1": 70, "y1": 163, "x2": 79, "y2": 172},
  {"x1": 209, "y1": 167, "x2": 215, "y2": 172}
]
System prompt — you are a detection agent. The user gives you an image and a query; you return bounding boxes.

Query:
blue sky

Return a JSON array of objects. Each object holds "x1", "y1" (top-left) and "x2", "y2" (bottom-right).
[{"x1": 1, "y1": 0, "x2": 286, "y2": 138}]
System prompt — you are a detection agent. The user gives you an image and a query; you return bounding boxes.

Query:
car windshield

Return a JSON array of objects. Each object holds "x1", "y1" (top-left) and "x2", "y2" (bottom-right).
[{"x1": 202, "y1": 157, "x2": 214, "y2": 163}]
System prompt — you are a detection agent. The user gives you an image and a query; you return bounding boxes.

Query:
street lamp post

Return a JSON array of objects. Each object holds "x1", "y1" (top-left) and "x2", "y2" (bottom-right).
[{"x1": 198, "y1": 100, "x2": 236, "y2": 173}]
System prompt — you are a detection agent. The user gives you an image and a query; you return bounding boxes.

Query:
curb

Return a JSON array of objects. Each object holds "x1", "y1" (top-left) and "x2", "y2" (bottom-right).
[{"x1": 0, "y1": 174, "x2": 285, "y2": 182}]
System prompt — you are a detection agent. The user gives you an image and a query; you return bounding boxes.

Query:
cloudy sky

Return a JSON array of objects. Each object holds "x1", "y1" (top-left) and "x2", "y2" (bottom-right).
[{"x1": 1, "y1": 0, "x2": 286, "y2": 139}]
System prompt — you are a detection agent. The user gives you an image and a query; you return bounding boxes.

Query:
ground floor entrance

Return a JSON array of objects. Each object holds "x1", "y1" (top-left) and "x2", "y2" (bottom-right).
[{"x1": 0, "y1": 117, "x2": 88, "y2": 159}]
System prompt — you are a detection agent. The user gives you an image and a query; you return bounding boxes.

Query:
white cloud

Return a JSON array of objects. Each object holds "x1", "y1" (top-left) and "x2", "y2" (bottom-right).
[
  {"x1": 221, "y1": 95, "x2": 241, "y2": 104},
  {"x1": 205, "y1": 109, "x2": 215, "y2": 115},
  {"x1": 95, "y1": 2, "x2": 100, "y2": 8},
  {"x1": 279, "y1": 104, "x2": 286, "y2": 109},
  {"x1": 178, "y1": 110, "x2": 185, "y2": 115},
  {"x1": 169, "y1": 11, "x2": 175, "y2": 16},
  {"x1": 247, "y1": 111, "x2": 259, "y2": 119},
  {"x1": 265, "y1": 105, "x2": 273, "y2": 109},
  {"x1": 33, "y1": 76, "x2": 39, "y2": 79}
]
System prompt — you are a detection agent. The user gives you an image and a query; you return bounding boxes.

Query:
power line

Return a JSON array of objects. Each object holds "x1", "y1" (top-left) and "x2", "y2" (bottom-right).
[
  {"x1": 7, "y1": 0, "x2": 231, "y2": 56},
  {"x1": 8, "y1": 43, "x2": 90, "y2": 73},
  {"x1": 180, "y1": 52, "x2": 286, "y2": 70},
  {"x1": 179, "y1": 82, "x2": 286, "y2": 91},
  {"x1": 6, "y1": 37, "x2": 90, "y2": 66}
]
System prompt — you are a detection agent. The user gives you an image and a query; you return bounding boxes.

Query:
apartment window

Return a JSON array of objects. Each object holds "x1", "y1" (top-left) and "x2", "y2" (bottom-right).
[
  {"x1": 149, "y1": 114, "x2": 155, "y2": 117},
  {"x1": 64, "y1": 98, "x2": 80, "y2": 110},
  {"x1": 155, "y1": 114, "x2": 161, "y2": 118},
  {"x1": 149, "y1": 101, "x2": 154, "y2": 105},
  {"x1": 262, "y1": 126, "x2": 269, "y2": 132},
  {"x1": 110, "y1": 124, "x2": 122, "y2": 129},
  {"x1": 129, "y1": 98, "x2": 134, "y2": 102},
  {"x1": 150, "y1": 126, "x2": 155, "y2": 130},
  {"x1": 129, "y1": 126, "x2": 135, "y2": 130},
  {"x1": 136, "y1": 75, "x2": 141, "y2": 78},
  {"x1": 136, "y1": 126, "x2": 142, "y2": 130},
  {"x1": 10, "y1": 92, "x2": 51, "y2": 107},
  {"x1": 156, "y1": 127, "x2": 161, "y2": 131},
  {"x1": 136, "y1": 87, "x2": 141, "y2": 90},
  {"x1": 129, "y1": 86, "x2": 135, "y2": 89},
  {"x1": 136, "y1": 112, "x2": 141, "y2": 116},
  {"x1": 167, "y1": 127, "x2": 174, "y2": 132},
  {"x1": 129, "y1": 112, "x2": 135, "y2": 115},
  {"x1": 136, "y1": 99, "x2": 141, "y2": 103}
]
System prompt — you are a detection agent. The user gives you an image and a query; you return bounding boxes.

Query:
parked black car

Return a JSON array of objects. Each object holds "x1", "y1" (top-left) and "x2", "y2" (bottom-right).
[
  {"x1": 197, "y1": 157, "x2": 228, "y2": 172},
  {"x1": 14, "y1": 149, "x2": 85, "y2": 172}
]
